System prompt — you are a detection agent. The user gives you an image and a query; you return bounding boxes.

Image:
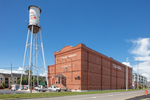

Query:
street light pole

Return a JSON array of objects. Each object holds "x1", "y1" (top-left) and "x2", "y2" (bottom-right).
[
  {"x1": 137, "y1": 57, "x2": 139, "y2": 89},
  {"x1": 126, "y1": 57, "x2": 129, "y2": 91}
]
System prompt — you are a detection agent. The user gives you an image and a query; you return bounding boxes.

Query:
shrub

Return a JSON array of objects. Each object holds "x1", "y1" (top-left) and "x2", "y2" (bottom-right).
[
  {"x1": 138, "y1": 84, "x2": 142, "y2": 89},
  {"x1": 2, "y1": 83, "x2": 5, "y2": 88},
  {"x1": 5, "y1": 84, "x2": 8, "y2": 88},
  {"x1": 0, "y1": 85, "x2": 4, "y2": 89},
  {"x1": 8, "y1": 87, "x2": 11, "y2": 89},
  {"x1": 0, "y1": 85, "x2": 3, "y2": 88}
]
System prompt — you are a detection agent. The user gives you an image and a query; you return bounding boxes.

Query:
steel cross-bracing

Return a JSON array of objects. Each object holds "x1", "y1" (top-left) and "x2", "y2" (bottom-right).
[{"x1": 19, "y1": 25, "x2": 48, "y2": 93}]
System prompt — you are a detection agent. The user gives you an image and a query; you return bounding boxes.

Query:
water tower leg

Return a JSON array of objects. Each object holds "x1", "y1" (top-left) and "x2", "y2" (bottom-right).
[
  {"x1": 19, "y1": 29, "x2": 30, "y2": 90},
  {"x1": 36, "y1": 33, "x2": 39, "y2": 86},
  {"x1": 28, "y1": 25, "x2": 34, "y2": 92},
  {"x1": 40, "y1": 30, "x2": 49, "y2": 87}
]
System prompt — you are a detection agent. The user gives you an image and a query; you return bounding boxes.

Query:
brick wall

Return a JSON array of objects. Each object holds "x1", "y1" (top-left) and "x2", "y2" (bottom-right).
[{"x1": 48, "y1": 43, "x2": 132, "y2": 91}]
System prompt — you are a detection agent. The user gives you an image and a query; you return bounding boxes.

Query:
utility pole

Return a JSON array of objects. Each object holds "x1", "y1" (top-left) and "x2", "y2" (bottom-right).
[
  {"x1": 137, "y1": 57, "x2": 139, "y2": 89},
  {"x1": 30, "y1": 63, "x2": 32, "y2": 93},
  {"x1": 10, "y1": 63, "x2": 12, "y2": 87},
  {"x1": 11, "y1": 63, "x2": 12, "y2": 75}
]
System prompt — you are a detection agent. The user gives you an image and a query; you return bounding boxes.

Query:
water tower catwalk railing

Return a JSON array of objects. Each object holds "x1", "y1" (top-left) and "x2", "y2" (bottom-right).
[{"x1": 19, "y1": 5, "x2": 48, "y2": 92}]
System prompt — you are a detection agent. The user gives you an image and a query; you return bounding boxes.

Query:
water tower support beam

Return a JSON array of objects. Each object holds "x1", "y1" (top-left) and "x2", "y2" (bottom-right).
[
  {"x1": 40, "y1": 30, "x2": 48, "y2": 86},
  {"x1": 28, "y1": 25, "x2": 33, "y2": 92},
  {"x1": 36, "y1": 33, "x2": 39, "y2": 86},
  {"x1": 20, "y1": 29, "x2": 30, "y2": 90}
]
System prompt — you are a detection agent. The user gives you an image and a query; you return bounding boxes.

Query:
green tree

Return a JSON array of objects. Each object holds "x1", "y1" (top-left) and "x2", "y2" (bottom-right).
[
  {"x1": 33, "y1": 77, "x2": 37, "y2": 82},
  {"x1": 2, "y1": 83, "x2": 5, "y2": 88},
  {"x1": 18, "y1": 69, "x2": 32, "y2": 85},
  {"x1": 17, "y1": 76, "x2": 28, "y2": 85},
  {"x1": 17, "y1": 79, "x2": 20, "y2": 84},
  {"x1": 38, "y1": 76, "x2": 45, "y2": 82},
  {"x1": 25, "y1": 69, "x2": 32, "y2": 75},
  {"x1": 5, "y1": 84, "x2": 8, "y2": 88},
  {"x1": 138, "y1": 84, "x2": 142, "y2": 89},
  {"x1": 18, "y1": 69, "x2": 45, "y2": 86}
]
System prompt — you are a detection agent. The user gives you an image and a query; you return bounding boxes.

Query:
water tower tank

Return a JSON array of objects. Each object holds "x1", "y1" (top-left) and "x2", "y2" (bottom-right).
[{"x1": 28, "y1": 5, "x2": 41, "y2": 33}]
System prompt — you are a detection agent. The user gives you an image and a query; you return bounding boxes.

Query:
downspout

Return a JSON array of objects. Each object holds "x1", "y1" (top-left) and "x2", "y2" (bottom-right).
[
  {"x1": 55, "y1": 55, "x2": 56, "y2": 75},
  {"x1": 101, "y1": 57, "x2": 102, "y2": 90},
  {"x1": 110, "y1": 61, "x2": 112, "y2": 90},
  {"x1": 116, "y1": 64, "x2": 117, "y2": 89},
  {"x1": 87, "y1": 51, "x2": 89, "y2": 91}
]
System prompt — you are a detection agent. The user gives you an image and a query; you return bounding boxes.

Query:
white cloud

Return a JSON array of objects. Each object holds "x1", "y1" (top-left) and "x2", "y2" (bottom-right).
[
  {"x1": 130, "y1": 38, "x2": 150, "y2": 56},
  {"x1": 134, "y1": 56, "x2": 150, "y2": 62},
  {"x1": 122, "y1": 62, "x2": 131, "y2": 67},
  {"x1": 0, "y1": 69, "x2": 22, "y2": 74},
  {"x1": 0, "y1": 67, "x2": 24, "y2": 74},
  {"x1": 0, "y1": 69, "x2": 11, "y2": 74},
  {"x1": 40, "y1": 71, "x2": 47, "y2": 76},
  {"x1": 18, "y1": 67, "x2": 23, "y2": 70},
  {"x1": 129, "y1": 38, "x2": 150, "y2": 81},
  {"x1": 0, "y1": 68, "x2": 45, "y2": 77}
]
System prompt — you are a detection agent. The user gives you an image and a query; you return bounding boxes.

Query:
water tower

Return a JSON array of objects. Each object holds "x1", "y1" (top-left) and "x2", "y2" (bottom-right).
[{"x1": 20, "y1": 5, "x2": 48, "y2": 91}]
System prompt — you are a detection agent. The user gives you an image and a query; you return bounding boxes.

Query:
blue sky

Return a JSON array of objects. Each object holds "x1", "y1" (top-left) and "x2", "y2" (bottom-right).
[{"x1": 0, "y1": 0, "x2": 150, "y2": 80}]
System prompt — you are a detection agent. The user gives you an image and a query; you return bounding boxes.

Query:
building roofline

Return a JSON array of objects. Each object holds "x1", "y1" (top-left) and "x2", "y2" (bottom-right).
[{"x1": 54, "y1": 43, "x2": 132, "y2": 69}]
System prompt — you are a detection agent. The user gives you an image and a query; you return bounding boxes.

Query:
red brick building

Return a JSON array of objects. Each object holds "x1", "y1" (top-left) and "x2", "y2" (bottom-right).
[{"x1": 48, "y1": 43, "x2": 132, "y2": 91}]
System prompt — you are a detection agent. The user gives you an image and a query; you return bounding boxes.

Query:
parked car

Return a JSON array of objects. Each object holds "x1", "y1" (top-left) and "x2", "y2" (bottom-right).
[
  {"x1": 34, "y1": 86, "x2": 39, "y2": 90},
  {"x1": 24, "y1": 86, "x2": 28, "y2": 90},
  {"x1": 11, "y1": 84, "x2": 19, "y2": 91},
  {"x1": 48, "y1": 85, "x2": 61, "y2": 92},
  {"x1": 34, "y1": 85, "x2": 47, "y2": 92},
  {"x1": 34, "y1": 85, "x2": 43, "y2": 90}
]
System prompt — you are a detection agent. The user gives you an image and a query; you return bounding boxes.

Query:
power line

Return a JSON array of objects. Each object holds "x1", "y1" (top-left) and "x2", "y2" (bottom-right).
[{"x1": 0, "y1": 67, "x2": 20, "y2": 69}]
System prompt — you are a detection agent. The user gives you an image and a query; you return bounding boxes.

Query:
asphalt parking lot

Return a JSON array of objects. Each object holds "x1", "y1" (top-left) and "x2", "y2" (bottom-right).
[
  {"x1": 0, "y1": 89, "x2": 29, "y2": 94},
  {"x1": 0, "y1": 89, "x2": 46, "y2": 94}
]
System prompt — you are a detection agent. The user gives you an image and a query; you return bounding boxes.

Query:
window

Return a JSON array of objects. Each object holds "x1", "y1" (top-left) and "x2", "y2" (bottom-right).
[
  {"x1": 5, "y1": 78, "x2": 8, "y2": 81},
  {"x1": 1, "y1": 82, "x2": 2, "y2": 83},
  {"x1": 0, "y1": 78, "x2": 3, "y2": 81},
  {"x1": 14, "y1": 81, "x2": 16, "y2": 83},
  {"x1": 64, "y1": 67, "x2": 67, "y2": 72},
  {"x1": 14, "y1": 78, "x2": 16, "y2": 79}
]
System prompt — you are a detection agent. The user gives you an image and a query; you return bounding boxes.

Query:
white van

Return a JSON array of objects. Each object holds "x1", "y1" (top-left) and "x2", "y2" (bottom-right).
[{"x1": 11, "y1": 84, "x2": 19, "y2": 91}]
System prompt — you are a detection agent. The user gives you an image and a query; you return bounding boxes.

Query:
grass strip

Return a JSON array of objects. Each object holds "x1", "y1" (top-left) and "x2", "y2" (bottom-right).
[{"x1": 0, "y1": 89, "x2": 142, "y2": 99}]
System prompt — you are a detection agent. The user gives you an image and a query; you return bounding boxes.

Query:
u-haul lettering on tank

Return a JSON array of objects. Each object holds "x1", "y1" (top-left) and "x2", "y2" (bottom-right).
[
  {"x1": 29, "y1": 12, "x2": 36, "y2": 21},
  {"x1": 29, "y1": 16, "x2": 36, "y2": 20},
  {"x1": 29, "y1": 6, "x2": 40, "y2": 26}
]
